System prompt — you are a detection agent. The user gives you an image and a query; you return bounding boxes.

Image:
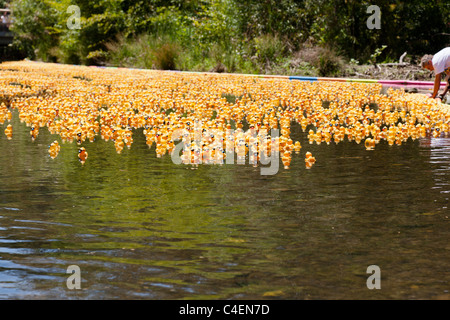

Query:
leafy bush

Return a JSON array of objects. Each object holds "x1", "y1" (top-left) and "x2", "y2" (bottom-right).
[
  {"x1": 7, "y1": 0, "x2": 450, "y2": 72},
  {"x1": 153, "y1": 43, "x2": 179, "y2": 70},
  {"x1": 253, "y1": 34, "x2": 285, "y2": 67},
  {"x1": 10, "y1": 0, "x2": 59, "y2": 61},
  {"x1": 316, "y1": 48, "x2": 344, "y2": 77}
]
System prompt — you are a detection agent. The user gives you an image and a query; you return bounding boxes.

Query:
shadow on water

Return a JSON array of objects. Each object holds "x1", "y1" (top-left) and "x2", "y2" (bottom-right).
[{"x1": 0, "y1": 109, "x2": 449, "y2": 299}]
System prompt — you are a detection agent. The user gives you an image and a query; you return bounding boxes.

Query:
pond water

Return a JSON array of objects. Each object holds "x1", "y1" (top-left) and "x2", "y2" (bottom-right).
[{"x1": 1, "y1": 105, "x2": 449, "y2": 300}]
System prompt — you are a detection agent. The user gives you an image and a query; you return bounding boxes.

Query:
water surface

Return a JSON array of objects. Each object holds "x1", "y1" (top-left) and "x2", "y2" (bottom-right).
[{"x1": 1, "y1": 109, "x2": 449, "y2": 299}]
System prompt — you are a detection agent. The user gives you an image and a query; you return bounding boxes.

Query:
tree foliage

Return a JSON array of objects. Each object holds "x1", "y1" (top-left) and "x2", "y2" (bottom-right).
[{"x1": 6, "y1": 0, "x2": 450, "y2": 67}]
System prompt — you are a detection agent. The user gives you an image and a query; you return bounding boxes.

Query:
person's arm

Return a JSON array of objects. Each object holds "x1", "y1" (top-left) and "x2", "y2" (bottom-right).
[{"x1": 431, "y1": 73, "x2": 441, "y2": 99}]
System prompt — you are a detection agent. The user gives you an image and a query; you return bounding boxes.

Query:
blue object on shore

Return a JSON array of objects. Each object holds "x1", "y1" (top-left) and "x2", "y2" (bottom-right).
[{"x1": 289, "y1": 76, "x2": 318, "y2": 82}]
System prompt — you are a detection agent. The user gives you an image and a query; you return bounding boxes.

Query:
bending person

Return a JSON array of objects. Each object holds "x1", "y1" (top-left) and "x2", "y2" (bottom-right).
[{"x1": 421, "y1": 47, "x2": 450, "y2": 101}]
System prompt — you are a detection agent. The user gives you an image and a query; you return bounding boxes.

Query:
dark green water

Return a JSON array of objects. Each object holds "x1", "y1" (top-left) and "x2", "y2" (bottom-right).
[{"x1": 1, "y1": 109, "x2": 449, "y2": 299}]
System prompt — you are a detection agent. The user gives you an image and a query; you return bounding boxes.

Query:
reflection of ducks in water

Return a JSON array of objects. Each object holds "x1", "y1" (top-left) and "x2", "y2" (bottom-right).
[
  {"x1": 323, "y1": 130, "x2": 332, "y2": 145},
  {"x1": 101, "y1": 125, "x2": 112, "y2": 141},
  {"x1": 305, "y1": 151, "x2": 316, "y2": 169},
  {"x1": 167, "y1": 139, "x2": 175, "y2": 155},
  {"x1": 294, "y1": 141, "x2": 301, "y2": 154},
  {"x1": 282, "y1": 151, "x2": 291, "y2": 170},
  {"x1": 76, "y1": 132, "x2": 84, "y2": 145},
  {"x1": 432, "y1": 128, "x2": 441, "y2": 138},
  {"x1": 0, "y1": 106, "x2": 12, "y2": 124},
  {"x1": 48, "y1": 141, "x2": 60, "y2": 159},
  {"x1": 115, "y1": 137, "x2": 124, "y2": 154},
  {"x1": 364, "y1": 138, "x2": 375, "y2": 150},
  {"x1": 30, "y1": 126, "x2": 39, "y2": 142},
  {"x1": 308, "y1": 130, "x2": 315, "y2": 144},
  {"x1": 285, "y1": 139, "x2": 294, "y2": 152},
  {"x1": 4, "y1": 124, "x2": 12, "y2": 140},
  {"x1": 78, "y1": 147, "x2": 88, "y2": 165},
  {"x1": 387, "y1": 127, "x2": 396, "y2": 146},
  {"x1": 124, "y1": 129, "x2": 133, "y2": 149},
  {"x1": 314, "y1": 130, "x2": 322, "y2": 145}
]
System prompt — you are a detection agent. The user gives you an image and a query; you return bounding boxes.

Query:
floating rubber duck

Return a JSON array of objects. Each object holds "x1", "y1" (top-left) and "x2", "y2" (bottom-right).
[
  {"x1": 364, "y1": 138, "x2": 375, "y2": 150},
  {"x1": 308, "y1": 129, "x2": 315, "y2": 144},
  {"x1": 305, "y1": 151, "x2": 316, "y2": 169},
  {"x1": 115, "y1": 137, "x2": 124, "y2": 154},
  {"x1": 30, "y1": 126, "x2": 39, "y2": 142},
  {"x1": 294, "y1": 141, "x2": 302, "y2": 153},
  {"x1": 432, "y1": 128, "x2": 441, "y2": 138},
  {"x1": 48, "y1": 141, "x2": 60, "y2": 159},
  {"x1": 78, "y1": 147, "x2": 88, "y2": 165},
  {"x1": 1, "y1": 60, "x2": 449, "y2": 171},
  {"x1": 282, "y1": 151, "x2": 292, "y2": 169},
  {"x1": 124, "y1": 131, "x2": 133, "y2": 149},
  {"x1": 4, "y1": 124, "x2": 12, "y2": 140}
]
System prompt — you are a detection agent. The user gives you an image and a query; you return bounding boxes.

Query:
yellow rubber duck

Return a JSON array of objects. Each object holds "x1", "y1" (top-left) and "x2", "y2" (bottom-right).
[
  {"x1": 78, "y1": 147, "x2": 88, "y2": 165},
  {"x1": 4, "y1": 124, "x2": 12, "y2": 140}
]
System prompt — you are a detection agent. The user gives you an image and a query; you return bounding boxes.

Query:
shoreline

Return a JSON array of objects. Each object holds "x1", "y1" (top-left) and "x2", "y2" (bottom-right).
[{"x1": 10, "y1": 59, "x2": 446, "y2": 88}]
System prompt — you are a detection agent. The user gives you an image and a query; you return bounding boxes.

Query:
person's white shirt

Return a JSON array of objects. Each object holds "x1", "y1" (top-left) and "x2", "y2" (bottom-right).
[{"x1": 432, "y1": 47, "x2": 450, "y2": 75}]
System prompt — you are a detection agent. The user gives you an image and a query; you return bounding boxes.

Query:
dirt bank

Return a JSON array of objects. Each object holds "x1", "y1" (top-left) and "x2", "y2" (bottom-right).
[{"x1": 344, "y1": 63, "x2": 434, "y2": 81}]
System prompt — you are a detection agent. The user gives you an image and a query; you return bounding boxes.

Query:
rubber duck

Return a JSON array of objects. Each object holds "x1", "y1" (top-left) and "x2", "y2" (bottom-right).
[
  {"x1": 294, "y1": 141, "x2": 302, "y2": 153},
  {"x1": 305, "y1": 151, "x2": 316, "y2": 169},
  {"x1": 124, "y1": 131, "x2": 133, "y2": 149},
  {"x1": 4, "y1": 124, "x2": 12, "y2": 140},
  {"x1": 115, "y1": 137, "x2": 124, "y2": 154},
  {"x1": 3, "y1": 60, "x2": 450, "y2": 170},
  {"x1": 30, "y1": 126, "x2": 39, "y2": 142},
  {"x1": 308, "y1": 129, "x2": 315, "y2": 144},
  {"x1": 364, "y1": 138, "x2": 375, "y2": 150},
  {"x1": 282, "y1": 151, "x2": 291, "y2": 169},
  {"x1": 48, "y1": 141, "x2": 60, "y2": 159},
  {"x1": 78, "y1": 147, "x2": 88, "y2": 165}
]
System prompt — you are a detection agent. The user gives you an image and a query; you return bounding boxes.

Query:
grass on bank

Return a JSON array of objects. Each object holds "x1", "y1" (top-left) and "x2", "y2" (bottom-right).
[{"x1": 104, "y1": 33, "x2": 350, "y2": 77}]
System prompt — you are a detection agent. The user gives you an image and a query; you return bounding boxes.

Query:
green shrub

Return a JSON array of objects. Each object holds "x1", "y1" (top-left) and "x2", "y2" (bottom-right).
[
  {"x1": 316, "y1": 48, "x2": 344, "y2": 77},
  {"x1": 153, "y1": 43, "x2": 179, "y2": 70},
  {"x1": 253, "y1": 34, "x2": 285, "y2": 67}
]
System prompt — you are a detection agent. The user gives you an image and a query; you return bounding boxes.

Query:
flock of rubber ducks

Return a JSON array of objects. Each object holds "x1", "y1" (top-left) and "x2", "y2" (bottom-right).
[{"x1": 1, "y1": 61, "x2": 449, "y2": 171}]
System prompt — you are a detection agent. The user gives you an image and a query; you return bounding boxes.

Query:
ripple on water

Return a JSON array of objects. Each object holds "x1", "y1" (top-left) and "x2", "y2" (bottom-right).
[{"x1": 1, "y1": 110, "x2": 450, "y2": 299}]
